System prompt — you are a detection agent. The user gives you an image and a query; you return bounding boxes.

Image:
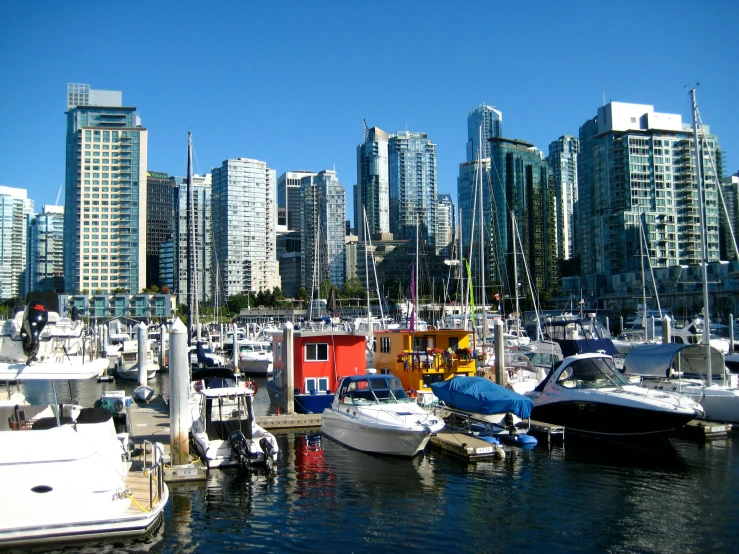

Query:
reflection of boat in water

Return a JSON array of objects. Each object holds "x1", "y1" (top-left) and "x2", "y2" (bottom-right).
[{"x1": 321, "y1": 373, "x2": 444, "y2": 457}]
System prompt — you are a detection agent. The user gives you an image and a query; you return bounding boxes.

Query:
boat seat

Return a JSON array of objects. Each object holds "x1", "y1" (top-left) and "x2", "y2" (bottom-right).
[
  {"x1": 206, "y1": 420, "x2": 252, "y2": 441},
  {"x1": 75, "y1": 407, "x2": 114, "y2": 425}
]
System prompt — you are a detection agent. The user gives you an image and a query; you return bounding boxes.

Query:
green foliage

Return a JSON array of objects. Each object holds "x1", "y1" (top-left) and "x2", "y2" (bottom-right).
[
  {"x1": 341, "y1": 277, "x2": 365, "y2": 299},
  {"x1": 226, "y1": 293, "x2": 250, "y2": 315}
]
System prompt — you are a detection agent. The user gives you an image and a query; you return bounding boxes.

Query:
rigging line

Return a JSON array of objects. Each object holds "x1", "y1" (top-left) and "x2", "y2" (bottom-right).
[
  {"x1": 513, "y1": 214, "x2": 542, "y2": 337},
  {"x1": 693, "y1": 106, "x2": 739, "y2": 259},
  {"x1": 639, "y1": 212, "x2": 663, "y2": 318},
  {"x1": 487, "y1": 150, "x2": 515, "y2": 301}
]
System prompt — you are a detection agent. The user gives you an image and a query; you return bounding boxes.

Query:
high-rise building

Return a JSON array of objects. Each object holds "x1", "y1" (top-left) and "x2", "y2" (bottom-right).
[
  {"x1": 577, "y1": 101, "x2": 722, "y2": 286},
  {"x1": 67, "y1": 83, "x2": 122, "y2": 110},
  {"x1": 388, "y1": 131, "x2": 437, "y2": 244},
  {"x1": 457, "y1": 157, "x2": 492, "y2": 261},
  {"x1": 356, "y1": 125, "x2": 390, "y2": 240},
  {"x1": 212, "y1": 158, "x2": 279, "y2": 298},
  {"x1": 146, "y1": 171, "x2": 175, "y2": 289},
  {"x1": 488, "y1": 138, "x2": 558, "y2": 299},
  {"x1": 436, "y1": 194, "x2": 455, "y2": 257},
  {"x1": 0, "y1": 186, "x2": 34, "y2": 300},
  {"x1": 63, "y1": 85, "x2": 148, "y2": 294},
  {"x1": 300, "y1": 170, "x2": 346, "y2": 291},
  {"x1": 158, "y1": 241, "x2": 174, "y2": 292},
  {"x1": 720, "y1": 172, "x2": 739, "y2": 262},
  {"x1": 173, "y1": 174, "x2": 212, "y2": 305},
  {"x1": 278, "y1": 171, "x2": 316, "y2": 231},
  {"x1": 27, "y1": 205, "x2": 64, "y2": 295},
  {"x1": 547, "y1": 136, "x2": 580, "y2": 260},
  {"x1": 466, "y1": 103, "x2": 503, "y2": 162}
]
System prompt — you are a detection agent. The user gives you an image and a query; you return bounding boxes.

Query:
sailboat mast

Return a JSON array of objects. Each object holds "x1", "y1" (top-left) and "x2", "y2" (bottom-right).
[
  {"x1": 690, "y1": 87, "x2": 712, "y2": 386},
  {"x1": 186, "y1": 131, "x2": 193, "y2": 347},
  {"x1": 639, "y1": 212, "x2": 647, "y2": 333},
  {"x1": 477, "y1": 127, "x2": 487, "y2": 350},
  {"x1": 512, "y1": 211, "x2": 521, "y2": 337}
]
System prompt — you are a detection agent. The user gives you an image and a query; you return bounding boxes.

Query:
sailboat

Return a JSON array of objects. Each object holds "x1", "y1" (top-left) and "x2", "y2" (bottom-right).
[{"x1": 622, "y1": 88, "x2": 739, "y2": 424}]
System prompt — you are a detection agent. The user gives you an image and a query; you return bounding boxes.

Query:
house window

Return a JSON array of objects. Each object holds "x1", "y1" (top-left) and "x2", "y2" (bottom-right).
[
  {"x1": 305, "y1": 343, "x2": 328, "y2": 361},
  {"x1": 304, "y1": 377, "x2": 329, "y2": 393},
  {"x1": 380, "y1": 336, "x2": 391, "y2": 353}
]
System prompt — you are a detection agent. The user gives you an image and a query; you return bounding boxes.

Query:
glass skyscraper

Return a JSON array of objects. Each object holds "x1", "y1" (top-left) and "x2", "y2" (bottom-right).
[
  {"x1": 0, "y1": 186, "x2": 34, "y2": 300},
  {"x1": 300, "y1": 170, "x2": 346, "y2": 291},
  {"x1": 356, "y1": 126, "x2": 390, "y2": 240},
  {"x1": 388, "y1": 131, "x2": 437, "y2": 244},
  {"x1": 26, "y1": 205, "x2": 64, "y2": 295},
  {"x1": 466, "y1": 103, "x2": 503, "y2": 162},
  {"x1": 547, "y1": 136, "x2": 579, "y2": 260}
]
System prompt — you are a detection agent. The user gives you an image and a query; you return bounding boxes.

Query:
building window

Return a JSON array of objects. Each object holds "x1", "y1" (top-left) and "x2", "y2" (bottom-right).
[
  {"x1": 380, "y1": 336, "x2": 391, "y2": 353},
  {"x1": 305, "y1": 343, "x2": 329, "y2": 361}
]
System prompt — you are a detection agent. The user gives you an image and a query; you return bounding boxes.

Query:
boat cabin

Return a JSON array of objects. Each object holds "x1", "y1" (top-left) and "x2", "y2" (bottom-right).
[{"x1": 373, "y1": 327, "x2": 476, "y2": 392}]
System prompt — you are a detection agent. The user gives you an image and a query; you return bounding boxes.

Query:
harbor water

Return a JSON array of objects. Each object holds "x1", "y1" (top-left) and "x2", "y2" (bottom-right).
[{"x1": 15, "y1": 374, "x2": 739, "y2": 553}]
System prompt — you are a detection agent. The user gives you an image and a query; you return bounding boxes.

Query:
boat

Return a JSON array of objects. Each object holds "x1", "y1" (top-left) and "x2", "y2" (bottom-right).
[
  {"x1": 525, "y1": 352, "x2": 703, "y2": 437},
  {"x1": 114, "y1": 339, "x2": 159, "y2": 381},
  {"x1": 321, "y1": 372, "x2": 445, "y2": 457},
  {"x1": 133, "y1": 385, "x2": 156, "y2": 403},
  {"x1": 431, "y1": 376, "x2": 538, "y2": 447},
  {"x1": 235, "y1": 340, "x2": 273, "y2": 376},
  {"x1": 190, "y1": 340, "x2": 226, "y2": 368},
  {"x1": 190, "y1": 384, "x2": 279, "y2": 469},
  {"x1": 622, "y1": 343, "x2": 739, "y2": 423},
  {"x1": 0, "y1": 301, "x2": 168, "y2": 547},
  {"x1": 266, "y1": 326, "x2": 367, "y2": 414}
]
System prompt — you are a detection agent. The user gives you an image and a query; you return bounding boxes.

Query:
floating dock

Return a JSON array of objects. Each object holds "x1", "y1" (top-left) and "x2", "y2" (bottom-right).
[
  {"x1": 129, "y1": 396, "x2": 207, "y2": 482},
  {"x1": 256, "y1": 413, "x2": 322, "y2": 429},
  {"x1": 679, "y1": 419, "x2": 732, "y2": 441},
  {"x1": 529, "y1": 420, "x2": 565, "y2": 445},
  {"x1": 428, "y1": 430, "x2": 505, "y2": 460}
]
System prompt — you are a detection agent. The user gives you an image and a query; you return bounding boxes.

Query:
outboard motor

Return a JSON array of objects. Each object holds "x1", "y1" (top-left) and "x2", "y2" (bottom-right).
[
  {"x1": 259, "y1": 437, "x2": 276, "y2": 469},
  {"x1": 228, "y1": 430, "x2": 250, "y2": 467},
  {"x1": 21, "y1": 301, "x2": 49, "y2": 362}
]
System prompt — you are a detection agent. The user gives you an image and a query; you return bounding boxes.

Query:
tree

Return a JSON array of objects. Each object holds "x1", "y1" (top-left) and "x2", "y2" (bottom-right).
[
  {"x1": 226, "y1": 293, "x2": 250, "y2": 315},
  {"x1": 295, "y1": 287, "x2": 309, "y2": 308},
  {"x1": 341, "y1": 277, "x2": 365, "y2": 299},
  {"x1": 160, "y1": 285, "x2": 170, "y2": 294}
]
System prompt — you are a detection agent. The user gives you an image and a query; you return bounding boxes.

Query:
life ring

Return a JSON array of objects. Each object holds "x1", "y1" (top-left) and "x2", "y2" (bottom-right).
[{"x1": 245, "y1": 379, "x2": 259, "y2": 395}]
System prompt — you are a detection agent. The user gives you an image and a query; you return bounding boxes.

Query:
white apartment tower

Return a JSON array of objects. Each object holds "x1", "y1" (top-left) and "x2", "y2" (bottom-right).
[
  {"x1": 548, "y1": 135, "x2": 580, "y2": 260},
  {"x1": 64, "y1": 84, "x2": 148, "y2": 294},
  {"x1": 211, "y1": 158, "x2": 279, "y2": 298},
  {"x1": 0, "y1": 186, "x2": 34, "y2": 300}
]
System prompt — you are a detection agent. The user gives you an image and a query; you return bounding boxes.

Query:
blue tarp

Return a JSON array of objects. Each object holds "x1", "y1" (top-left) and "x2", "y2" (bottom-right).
[{"x1": 431, "y1": 377, "x2": 533, "y2": 419}]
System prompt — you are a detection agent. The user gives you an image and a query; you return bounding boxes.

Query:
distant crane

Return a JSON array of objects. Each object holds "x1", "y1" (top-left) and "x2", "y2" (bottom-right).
[{"x1": 55, "y1": 184, "x2": 63, "y2": 206}]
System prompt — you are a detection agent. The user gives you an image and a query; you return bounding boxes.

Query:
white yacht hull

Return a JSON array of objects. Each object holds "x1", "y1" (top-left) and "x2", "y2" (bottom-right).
[{"x1": 321, "y1": 408, "x2": 435, "y2": 457}]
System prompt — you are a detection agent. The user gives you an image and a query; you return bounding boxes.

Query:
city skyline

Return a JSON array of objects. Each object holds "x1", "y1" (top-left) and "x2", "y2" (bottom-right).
[{"x1": 1, "y1": 2, "x2": 737, "y2": 224}]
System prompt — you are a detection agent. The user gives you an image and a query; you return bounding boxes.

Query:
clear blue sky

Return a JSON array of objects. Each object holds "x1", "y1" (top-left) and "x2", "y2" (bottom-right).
[{"x1": 1, "y1": 1, "x2": 737, "y2": 225}]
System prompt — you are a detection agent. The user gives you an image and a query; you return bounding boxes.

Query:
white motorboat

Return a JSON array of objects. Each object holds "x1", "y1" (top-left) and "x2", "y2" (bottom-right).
[
  {"x1": 235, "y1": 340, "x2": 273, "y2": 376},
  {"x1": 0, "y1": 301, "x2": 168, "y2": 547},
  {"x1": 115, "y1": 339, "x2": 159, "y2": 381},
  {"x1": 623, "y1": 343, "x2": 739, "y2": 423},
  {"x1": 190, "y1": 385, "x2": 278, "y2": 469},
  {"x1": 526, "y1": 352, "x2": 703, "y2": 437},
  {"x1": 321, "y1": 372, "x2": 444, "y2": 457}
]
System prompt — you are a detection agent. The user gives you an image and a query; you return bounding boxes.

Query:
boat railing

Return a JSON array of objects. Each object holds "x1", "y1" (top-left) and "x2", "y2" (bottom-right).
[{"x1": 142, "y1": 440, "x2": 165, "y2": 509}]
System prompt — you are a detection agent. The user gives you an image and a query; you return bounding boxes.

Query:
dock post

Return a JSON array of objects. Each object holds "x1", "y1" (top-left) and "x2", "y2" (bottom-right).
[
  {"x1": 284, "y1": 321, "x2": 295, "y2": 414},
  {"x1": 662, "y1": 315, "x2": 672, "y2": 344},
  {"x1": 494, "y1": 319, "x2": 506, "y2": 386},
  {"x1": 160, "y1": 322, "x2": 169, "y2": 368},
  {"x1": 232, "y1": 323, "x2": 239, "y2": 373},
  {"x1": 730, "y1": 313, "x2": 734, "y2": 353},
  {"x1": 169, "y1": 318, "x2": 190, "y2": 466},
  {"x1": 137, "y1": 321, "x2": 148, "y2": 386}
]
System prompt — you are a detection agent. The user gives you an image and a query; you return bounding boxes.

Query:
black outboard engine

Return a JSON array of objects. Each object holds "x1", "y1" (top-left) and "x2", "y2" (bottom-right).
[
  {"x1": 259, "y1": 437, "x2": 275, "y2": 470},
  {"x1": 21, "y1": 301, "x2": 49, "y2": 363},
  {"x1": 228, "y1": 430, "x2": 250, "y2": 467}
]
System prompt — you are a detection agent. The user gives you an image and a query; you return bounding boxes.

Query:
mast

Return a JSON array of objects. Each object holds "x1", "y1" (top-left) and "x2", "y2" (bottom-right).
[
  {"x1": 690, "y1": 86, "x2": 712, "y2": 386},
  {"x1": 478, "y1": 125, "x2": 487, "y2": 350},
  {"x1": 186, "y1": 131, "x2": 193, "y2": 347},
  {"x1": 512, "y1": 210, "x2": 520, "y2": 339},
  {"x1": 639, "y1": 212, "x2": 647, "y2": 335}
]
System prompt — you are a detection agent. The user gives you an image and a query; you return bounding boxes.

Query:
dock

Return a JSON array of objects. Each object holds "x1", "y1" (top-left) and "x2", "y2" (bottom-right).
[
  {"x1": 679, "y1": 419, "x2": 732, "y2": 441},
  {"x1": 529, "y1": 420, "x2": 565, "y2": 445},
  {"x1": 429, "y1": 430, "x2": 505, "y2": 460},
  {"x1": 128, "y1": 396, "x2": 207, "y2": 482}
]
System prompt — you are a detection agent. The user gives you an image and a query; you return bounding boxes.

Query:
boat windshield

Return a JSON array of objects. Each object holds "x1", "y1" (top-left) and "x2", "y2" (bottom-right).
[
  {"x1": 342, "y1": 376, "x2": 412, "y2": 405},
  {"x1": 556, "y1": 357, "x2": 630, "y2": 389}
]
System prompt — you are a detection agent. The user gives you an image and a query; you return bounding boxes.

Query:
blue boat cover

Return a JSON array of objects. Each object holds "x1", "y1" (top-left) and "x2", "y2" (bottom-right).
[
  {"x1": 431, "y1": 377, "x2": 533, "y2": 418},
  {"x1": 623, "y1": 343, "x2": 726, "y2": 380}
]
